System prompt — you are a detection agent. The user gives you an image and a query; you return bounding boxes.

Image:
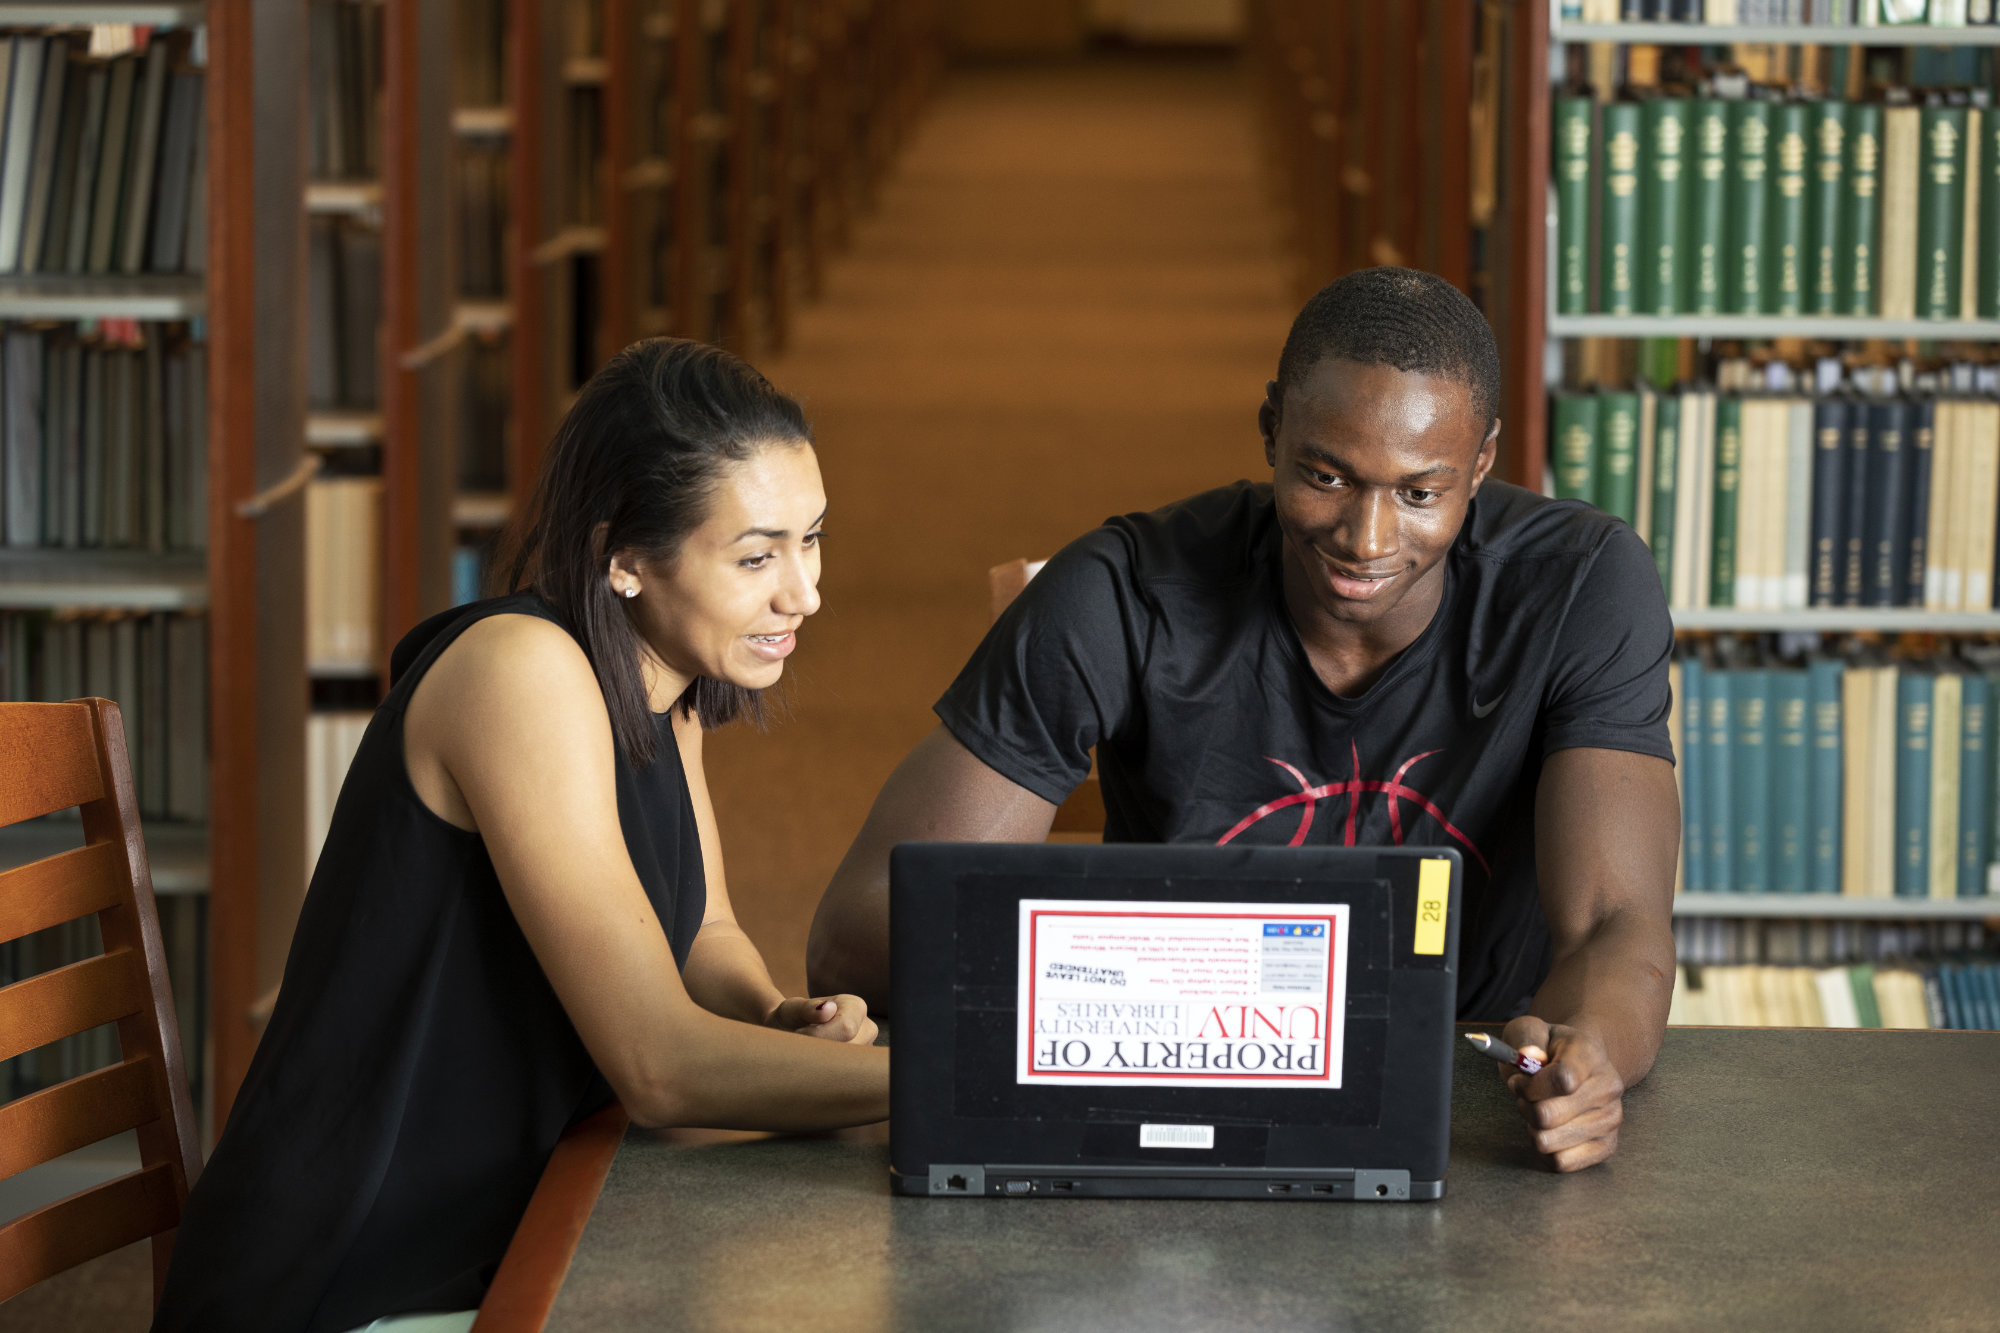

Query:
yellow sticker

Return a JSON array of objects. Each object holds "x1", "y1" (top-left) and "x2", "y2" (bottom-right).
[{"x1": 1413, "y1": 858, "x2": 1450, "y2": 956}]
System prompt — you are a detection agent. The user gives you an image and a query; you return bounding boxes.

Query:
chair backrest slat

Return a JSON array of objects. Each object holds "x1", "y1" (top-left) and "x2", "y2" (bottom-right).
[
  {"x1": 0, "y1": 1057, "x2": 161, "y2": 1180},
  {"x1": 0, "y1": 948, "x2": 147, "y2": 1063},
  {"x1": 0, "y1": 703, "x2": 106, "y2": 827},
  {"x1": 0, "y1": 1161, "x2": 181, "y2": 1304},
  {"x1": 0, "y1": 842, "x2": 128, "y2": 944}
]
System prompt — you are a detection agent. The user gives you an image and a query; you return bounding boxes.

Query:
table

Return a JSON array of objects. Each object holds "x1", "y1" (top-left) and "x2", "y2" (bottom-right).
[{"x1": 531, "y1": 1029, "x2": 2000, "y2": 1332}]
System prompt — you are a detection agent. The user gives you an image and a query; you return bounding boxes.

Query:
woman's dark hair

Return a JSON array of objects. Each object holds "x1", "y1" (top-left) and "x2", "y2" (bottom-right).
[{"x1": 499, "y1": 337, "x2": 813, "y2": 769}]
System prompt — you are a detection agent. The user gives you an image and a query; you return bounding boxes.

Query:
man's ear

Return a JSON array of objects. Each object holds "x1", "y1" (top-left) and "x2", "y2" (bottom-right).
[
  {"x1": 1259, "y1": 380, "x2": 1281, "y2": 468},
  {"x1": 1469, "y1": 419, "x2": 1500, "y2": 496}
]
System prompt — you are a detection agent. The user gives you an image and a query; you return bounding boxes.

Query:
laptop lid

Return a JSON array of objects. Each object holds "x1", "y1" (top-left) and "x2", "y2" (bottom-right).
[{"x1": 890, "y1": 843, "x2": 1462, "y2": 1197}]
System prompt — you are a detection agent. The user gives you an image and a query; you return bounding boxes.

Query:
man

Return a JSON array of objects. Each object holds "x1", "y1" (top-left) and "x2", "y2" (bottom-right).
[{"x1": 809, "y1": 267, "x2": 1679, "y2": 1172}]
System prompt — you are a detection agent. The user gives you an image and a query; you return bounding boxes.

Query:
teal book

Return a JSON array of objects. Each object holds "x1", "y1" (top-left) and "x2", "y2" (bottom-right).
[
  {"x1": 1555, "y1": 95, "x2": 1594, "y2": 317},
  {"x1": 1641, "y1": 98, "x2": 1691, "y2": 315},
  {"x1": 1735, "y1": 669, "x2": 1773, "y2": 895},
  {"x1": 1728, "y1": 99, "x2": 1773, "y2": 314},
  {"x1": 1772, "y1": 671, "x2": 1810, "y2": 893},
  {"x1": 1895, "y1": 670, "x2": 1935, "y2": 897},
  {"x1": 1917, "y1": 104, "x2": 1969, "y2": 321},
  {"x1": 1596, "y1": 390, "x2": 1640, "y2": 525},
  {"x1": 1600, "y1": 101, "x2": 1643, "y2": 315},
  {"x1": 1707, "y1": 669, "x2": 1736, "y2": 894},
  {"x1": 1808, "y1": 100, "x2": 1848, "y2": 315},
  {"x1": 1681, "y1": 656, "x2": 1707, "y2": 894},
  {"x1": 1689, "y1": 98, "x2": 1731, "y2": 315},
  {"x1": 1650, "y1": 392, "x2": 1681, "y2": 593},
  {"x1": 1710, "y1": 396, "x2": 1743, "y2": 608},
  {"x1": 1769, "y1": 101, "x2": 1810, "y2": 316},
  {"x1": 1808, "y1": 659, "x2": 1845, "y2": 894},
  {"x1": 1845, "y1": 102, "x2": 1883, "y2": 316},
  {"x1": 1552, "y1": 393, "x2": 1599, "y2": 502},
  {"x1": 1960, "y1": 673, "x2": 1991, "y2": 897}
]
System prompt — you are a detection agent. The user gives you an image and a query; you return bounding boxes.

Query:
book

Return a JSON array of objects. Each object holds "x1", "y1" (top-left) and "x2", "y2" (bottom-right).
[
  {"x1": 1781, "y1": 397, "x2": 1812, "y2": 609},
  {"x1": 1710, "y1": 395, "x2": 1743, "y2": 607},
  {"x1": 1553, "y1": 393, "x2": 1598, "y2": 502},
  {"x1": 2, "y1": 328, "x2": 42, "y2": 547},
  {"x1": 60, "y1": 61, "x2": 108, "y2": 275},
  {"x1": 85, "y1": 51, "x2": 136, "y2": 276},
  {"x1": 0, "y1": 36, "x2": 44, "y2": 273},
  {"x1": 1681, "y1": 655, "x2": 1707, "y2": 894},
  {"x1": 14, "y1": 36, "x2": 68, "y2": 276},
  {"x1": 116, "y1": 39, "x2": 169, "y2": 276},
  {"x1": 1960, "y1": 401, "x2": 2000, "y2": 610},
  {"x1": 1862, "y1": 398, "x2": 1909, "y2": 607},
  {"x1": 1916, "y1": 104, "x2": 1969, "y2": 320},
  {"x1": 1597, "y1": 390, "x2": 1640, "y2": 524},
  {"x1": 1769, "y1": 100, "x2": 1810, "y2": 315},
  {"x1": 1845, "y1": 102, "x2": 1884, "y2": 314},
  {"x1": 1728, "y1": 99, "x2": 1773, "y2": 314},
  {"x1": 1879, "y1": 105, "x2": 1923, "y2": 320},
  {"x1": 1600, "y1": 101, "x2": 1642, "y2": 314},
  {"x1": 1808, "y1": 658, "x2": 1844, "y2": 893},
  {"x1": 1905, "y1": 399, "x2": 1935, "y2": 608},
  {"x1": 1641, "y1": 98, "x2": 1690, "y2": 315},
  {"x1": 1982, "y1": 109, "x2": 2000, "y2": 316},
  {"x1": 1650, "y1": 392, "x2": 1681, "y2": 593},
  {"x1": 1772, "y1": 670, "x2": 1810, "y2": 893},
  {"x1": 1808, "y1": 398, "x2": 1848, "y2": 606},
  {"x1": 1555, "y1": 95, "x2": 1593, "y2": 317},
  {"x1": 1929, "y1": 668, "x2": 1963, "y2": 898},
  {"x1": 1961, "y1": 108, "x2": 1982, "y2": 319},
  {"x1": 1689, "y1": 98, "x2": 1731, "y2": 315},
  {"x1": 149, "y1": 71, "x2": 201, "y2": 274},
  {"x1": 1708, "y1": 669, "x2": 1736, "y2": 892},
  {"x1": 1736, "y1": 669, "x2": 1774, "y2": 894},
  {"x1": 1808, "y1": 99, "x2": 1847, "y2": 315},
  {"x1": 1842, "y1": 662, "x2": 1878, "y2": 895},
  {"x1": 1895, "y1": 669, "x2": 1935, "y2": 897}
]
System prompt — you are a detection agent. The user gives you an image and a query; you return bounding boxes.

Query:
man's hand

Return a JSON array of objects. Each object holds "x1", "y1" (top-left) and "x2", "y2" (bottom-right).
[
  {"x1": 768, "y1": 994, "x2": 878, "y2": 1046},
  {"x1": 1499, "y1": 1015, "x2": 1625, "y2": 1172}
]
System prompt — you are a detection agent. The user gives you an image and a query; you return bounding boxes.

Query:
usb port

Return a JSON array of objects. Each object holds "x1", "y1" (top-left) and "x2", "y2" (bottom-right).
[
  {"x1": 1003, "y1": 1180, "x2": 1033, "y2": 1195},
  {"x1": 1267, "y1": 1183, "x2": 1293, "y2": 1194},
  {"x1": 1311, "y1": 1184, "x2": 1335, "y2": 1195},
  {"x1": 1051, "y1": 1180, "x2": 1075, "y2": 1192}
]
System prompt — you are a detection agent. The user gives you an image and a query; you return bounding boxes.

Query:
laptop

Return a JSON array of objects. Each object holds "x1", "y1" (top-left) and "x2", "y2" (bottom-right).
[{"x1": 889, "y1": 842, "x2": 1462, "y2": 1202}]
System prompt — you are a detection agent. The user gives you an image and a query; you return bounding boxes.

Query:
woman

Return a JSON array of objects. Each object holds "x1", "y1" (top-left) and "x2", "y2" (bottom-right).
[{"x1": 154, "y1": 340, "x2": 887, "y2": 1333}]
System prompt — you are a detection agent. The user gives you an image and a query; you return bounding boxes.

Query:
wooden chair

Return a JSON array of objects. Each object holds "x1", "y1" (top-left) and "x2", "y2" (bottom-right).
[
  {"x1": 987, "y1": 560, "x2": 1106, "y2": 836},
  {"x1": 0, "y1": 699, "x2": 202, "y2": 1306}
]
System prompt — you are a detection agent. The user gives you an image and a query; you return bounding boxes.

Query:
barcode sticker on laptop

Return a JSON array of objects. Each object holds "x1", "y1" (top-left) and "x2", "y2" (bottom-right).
[{"x1": 1140, "y1": 1124, "x2": 1215, "y2": 1150}]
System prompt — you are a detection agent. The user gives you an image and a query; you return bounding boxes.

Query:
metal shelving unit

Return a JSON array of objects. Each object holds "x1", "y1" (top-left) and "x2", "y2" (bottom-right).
[
  {"x1": 0, "y1": 552, "x2": 209, "y2": 611},
  {"x1": 1556, "y1": 21, "x2": 2000, "y2": 45},
  {"x1": 1674, "y1": 893, "x2": 2000, "y2": 919},
  {"x1": 1673, "y1": 609, "x2": 2000, "y2": 633},
  {"x1": 0, "y1": 274, "x2": 207, "y2": 319},
  {"x1": 1551, "y1": 314, "x2": 2000, "y2": 340}
]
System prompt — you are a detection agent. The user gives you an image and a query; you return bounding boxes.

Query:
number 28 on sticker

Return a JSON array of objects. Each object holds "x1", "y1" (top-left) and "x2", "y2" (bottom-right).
[{"x1": 1413, "y1": 858, "x2": 1450, "y2": 956}]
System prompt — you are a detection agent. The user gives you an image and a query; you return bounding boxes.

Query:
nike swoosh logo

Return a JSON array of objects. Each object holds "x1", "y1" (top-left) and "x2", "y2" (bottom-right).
[{"x1": 1471, "y1": 690, "x2": 1506, "y2": 719}]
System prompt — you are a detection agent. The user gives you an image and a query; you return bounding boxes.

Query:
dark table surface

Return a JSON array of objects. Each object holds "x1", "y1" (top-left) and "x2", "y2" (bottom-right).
[{"x1": 545, "y1": 1028, "x2": 2000, "y2": 1332}]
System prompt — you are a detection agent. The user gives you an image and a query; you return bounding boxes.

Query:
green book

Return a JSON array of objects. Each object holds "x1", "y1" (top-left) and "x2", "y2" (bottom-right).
[
  {"x1": 1735, "y1": 669, "x2": 1774, "y2": 895},
  {"x1": 1596, "y1": 390, "x2": 1640, "y2": 525},
  {"x1": 1960, "y1": 673, "x2": 1990, "y2": 897},
  {"x1": 1707, "y1": 669, "x2": 1736, "y2": 893},
  {"x1": 1808, "y1": 101, "x2": 1848, "y2": 315},
  {"x1": 1848, "y1": 964, "x2": 1883, "y2": 1029},
  {"x1": 1808, "y1": 659, "x2": 1845, "y2": 894},
  {"x1": 1710, "y1": 396, "x2": 1743, "y2": 608},
  {"x1": 1555, "y1": 95, "x2": 1593, "y2": 317},
  {"x1": 1844, "y1": 103, "x2": 1883, "y2": 316},
  {"x1": 1552, "y1": 393, "x2": 1598, "y2": 502},
  {"x1": 1917, "y1": 104, "x2": 1969, "y2": 320},
  {"x1": 1600, "y1": 101, "x2": 1642, "y2": 315},
  {"x1": 1688, "y1": 98, "x2": 1731, "y2": 315},
  {"x1": 1981, "y1": 112, "x2": 2000, "y2": 317},
  {"x1": 1773, "y1": 671, "x2": 1810, "y2": 893},
  {"x1": 1650, "y1": 393, "x2": 1681, "y2": 593},
  {"x1": 1682, "y1": 656, "x2": 1707, "y2": 894},
  {"x1": 1769, "y1": 101, "x2": 1810, "y2": 316},
  {"x1": 1896, "y1": 669, "x2": 1934, "y2": 897},
  {"x1": 1727, "y1": 99, "x2": 1774, "y2": 314},
  {"x1": 1641, "y1": 98, "x2": 1691, "y2": 315}
]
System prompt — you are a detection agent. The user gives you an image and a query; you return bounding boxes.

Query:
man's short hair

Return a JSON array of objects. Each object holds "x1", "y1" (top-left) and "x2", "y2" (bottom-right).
[{"x1": 1275, "y1": 267, "x2": 1501, "y2": 432}]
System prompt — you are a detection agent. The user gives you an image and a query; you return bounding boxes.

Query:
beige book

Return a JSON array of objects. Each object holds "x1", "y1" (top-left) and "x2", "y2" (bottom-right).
[
  {"x1": 1667, "y1": 965, "x2": 1692, "y2": 1026},
  {"x1": 1925, "y1": 399, "x2": 1957, "y2": 609},
  {"x1": 1870, "y1": 665, "x2": 1900, "y2": 897},
  {"x1": 1816, "y1": 967, "x2": 1861, "y2": 1026},
  {"x1": 1963, "y1": 109, "x2": 1983, "y2": 320},
  {"x1": 1842, "y1": 662, "x2": 1876, "y2": 895},
  {"x1": 1672, "y1": 388, "x2": 1705, "y2": 608},
  {"x1": 1788, "y1": 968, "x2": 1826, "y2": 1027},
  {"x1": 1757, "y1": 966, "x2": 1795, "y2": 1027},
  {"x1": 1930, "y1": 670, "x2": 1963, "y2": 899},
  {"x1": 1879, "y1": 106, "x2": 1923, "y2": 321},
  {"x1": 1962, "y1": 403, "x2": 2000, "y2": 610},
  {"x1": 1735, "y1": 400, "x2": 1779, "y2": 610},
  {"x1": 1943, "y1": 400, "x2": 1973, "y2": 610},
  {"x1": 1872, "y1": 968, "x2": 1931, "y2": 1029},
  {"x1": 1636, "y1": 387, "x2": 1656, "y2": 548}
]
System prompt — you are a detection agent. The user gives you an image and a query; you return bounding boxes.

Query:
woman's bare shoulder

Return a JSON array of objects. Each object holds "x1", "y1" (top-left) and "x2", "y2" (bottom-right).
[{"x1": 412, "y1": 611, "x2": 606, "y2": 733}]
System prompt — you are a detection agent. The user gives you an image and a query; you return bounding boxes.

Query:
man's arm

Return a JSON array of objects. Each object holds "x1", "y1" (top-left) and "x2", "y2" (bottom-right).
[
  {"x1": 808, "y1": 725, "x2": 1058, "y2": 1010},
  {"x1": 1502, "y1": 744, "x2": 1679, "y2": 1172}
]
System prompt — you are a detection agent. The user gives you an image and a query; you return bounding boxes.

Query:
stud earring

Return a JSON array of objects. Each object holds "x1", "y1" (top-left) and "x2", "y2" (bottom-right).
[{"x1": 622, "y1": 587, "x2": 639, "y2": 599}]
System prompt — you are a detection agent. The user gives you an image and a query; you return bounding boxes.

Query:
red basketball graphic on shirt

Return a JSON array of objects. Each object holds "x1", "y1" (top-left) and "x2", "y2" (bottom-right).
[{"x1": 1216, "y1": 742, "x2": 1491, "y2": 875}]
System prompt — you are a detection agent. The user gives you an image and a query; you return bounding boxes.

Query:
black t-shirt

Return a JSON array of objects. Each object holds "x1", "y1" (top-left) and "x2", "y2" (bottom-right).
[{"x1": 935, "y1": 479, "x2": 1674, "y2": 1021}]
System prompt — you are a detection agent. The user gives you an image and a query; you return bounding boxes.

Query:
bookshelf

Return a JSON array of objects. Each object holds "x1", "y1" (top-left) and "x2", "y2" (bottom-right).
[
  {"x1": 1557, "y1": 22, "x2": 2000, "y2": 45},
  {"x1": 1673, "y1": 892, "x2": 1999, "y2": 917}
]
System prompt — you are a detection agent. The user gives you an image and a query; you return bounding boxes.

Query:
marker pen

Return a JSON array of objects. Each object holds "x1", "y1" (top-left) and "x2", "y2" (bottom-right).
[{"x1": 1462, "y1": 1031, "x2": 1544, "y2": 1076}]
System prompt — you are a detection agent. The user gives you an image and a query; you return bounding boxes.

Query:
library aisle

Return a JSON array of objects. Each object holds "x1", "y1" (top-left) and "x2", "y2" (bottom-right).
[{"x1": 703, "y1": 54, "x2": 1298, "y2": 996}]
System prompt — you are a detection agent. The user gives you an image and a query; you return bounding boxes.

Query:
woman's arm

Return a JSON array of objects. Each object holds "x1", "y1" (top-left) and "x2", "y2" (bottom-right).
[
  {"x1": 403, "y1": 614, "x2": 886, "y2": 1129},
  {"x1": 673, "y1": 713, "x2": 874, "y2": 1043}
]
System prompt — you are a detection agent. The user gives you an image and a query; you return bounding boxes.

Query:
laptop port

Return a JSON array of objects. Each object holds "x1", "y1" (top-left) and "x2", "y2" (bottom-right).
[
  {"x1": 1311, "y1": 1184, "x2": 1335, "y2": 1195},
  {"x1": 1051, "y1": 1180, "x2": 1075, "y2": 1192},
  {"x1": 1267, "y1": 1183, "x2": 1293, "y2": 1194},
  {"x1": 1003, "y1": 1180, "x2": 1033, "y2": 1195}
]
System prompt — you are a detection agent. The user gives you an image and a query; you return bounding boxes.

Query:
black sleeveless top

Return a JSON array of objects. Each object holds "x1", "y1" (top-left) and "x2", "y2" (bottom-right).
[{"x1": 153, "y1": 594, "x2": 707, "y2": 1333}]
